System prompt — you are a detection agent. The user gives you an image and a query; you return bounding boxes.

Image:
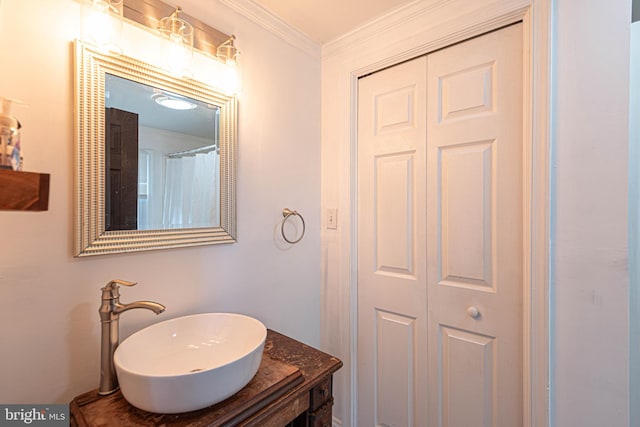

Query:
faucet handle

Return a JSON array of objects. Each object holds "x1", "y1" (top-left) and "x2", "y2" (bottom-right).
[
  {"x1": 106, "y1": 279, "x2": 137, "y2": 289},
  {"x1": 101, "y1": 279, "x2": 137, "y2": 300}
]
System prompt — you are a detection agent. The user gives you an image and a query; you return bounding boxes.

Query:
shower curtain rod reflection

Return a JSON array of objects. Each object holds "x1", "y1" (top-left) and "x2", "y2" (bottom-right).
[{"x1": 167, "y1": 144, "x2": 218, "y2": 158}]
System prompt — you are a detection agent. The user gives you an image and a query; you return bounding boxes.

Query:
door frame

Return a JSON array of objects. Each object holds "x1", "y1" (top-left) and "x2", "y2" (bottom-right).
[{"x1": 321, "y1": 1, "x2": 551, "y2": 426}]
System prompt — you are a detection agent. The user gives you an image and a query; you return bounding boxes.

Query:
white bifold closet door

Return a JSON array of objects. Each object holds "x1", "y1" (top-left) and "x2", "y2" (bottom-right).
[{"x1": 357, "y1": 22, "x2": 524, "y2": 427}]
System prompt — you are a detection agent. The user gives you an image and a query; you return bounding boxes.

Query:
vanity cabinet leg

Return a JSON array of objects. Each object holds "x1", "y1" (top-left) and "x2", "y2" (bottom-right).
[
  {"x1": 308, "y1": 397, "x2": 333, "y2": 427},
  {"x1": 287, "y1": 376, "x2": 335, "y2": 427},
  {"x1": 307, "y1": 376, "x2": 334, "y2": 427}
]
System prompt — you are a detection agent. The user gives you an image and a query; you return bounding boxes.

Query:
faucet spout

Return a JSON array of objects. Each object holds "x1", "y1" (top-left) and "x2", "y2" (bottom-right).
[
  {"x1": 114, "y1": 301, "x2": 166, "y2": 315},
  {"x1": 98, "y1": 280, "x2": 165, "y2": 395}
]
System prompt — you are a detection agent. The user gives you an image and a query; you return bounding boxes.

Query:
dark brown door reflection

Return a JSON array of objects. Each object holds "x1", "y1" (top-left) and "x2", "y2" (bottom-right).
[{"x1": 105, "y1": 107, "x2": 138, "y2": 231}]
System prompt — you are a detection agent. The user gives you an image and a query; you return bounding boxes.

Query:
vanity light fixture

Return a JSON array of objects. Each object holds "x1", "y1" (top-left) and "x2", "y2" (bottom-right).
[
  {"x1": 158, "y1": 6, "x2": 194, "y2": 76},
  {"x1": 217, "y1": 35, "x2": 241, "y2": 95},
  {"x1": 151, "y1": 92, "x2": 197, "y2": 110},
  {"x1": 217, "y1": 35, "x2": 239, "y2": 66},
  {"x1": 81, "y1": 0, "x2": 242, "y2": 92},
  {"x1": 81, "y1": 0, "x2": 123, "y2": 54}
]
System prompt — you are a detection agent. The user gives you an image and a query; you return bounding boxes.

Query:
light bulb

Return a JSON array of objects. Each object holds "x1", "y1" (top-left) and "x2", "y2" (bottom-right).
[
  {"x1": 165, "y1": 38, "x2": 192, "y2": 76},
  {"x1": 158, "y1": 7, "x2": 194, "y2": 77},
  {"x1": 223, "y1": 60, "x2": 240, "y2": 95},
  {"x1": 82, "y1": 0, "x2": 123, "y2": 53}
]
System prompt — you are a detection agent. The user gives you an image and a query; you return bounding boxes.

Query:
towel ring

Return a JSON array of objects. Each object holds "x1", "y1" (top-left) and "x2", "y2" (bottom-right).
[{"x1": 281, "y1": 208, "x2": 305, "y2": 244}]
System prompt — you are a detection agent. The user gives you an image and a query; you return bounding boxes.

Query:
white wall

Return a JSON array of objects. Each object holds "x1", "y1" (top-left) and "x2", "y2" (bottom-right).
[
  {"x1": 630, "y1": 20, "x2": 640, "y2": 426},
  {"x1": 551, "y1": 1, "x2": 630, "y2": 425},
  {"x1": 0, "y1": 0, "x2": 321, "y2": 404}
]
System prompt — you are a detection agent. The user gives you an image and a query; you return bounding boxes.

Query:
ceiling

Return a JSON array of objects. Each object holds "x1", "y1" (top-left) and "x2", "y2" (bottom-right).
[{"x1": 250, "y1": 0, "x2": 417, "y2": 44}]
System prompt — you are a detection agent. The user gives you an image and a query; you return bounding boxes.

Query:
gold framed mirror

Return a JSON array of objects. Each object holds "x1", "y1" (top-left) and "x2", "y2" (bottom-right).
[{"x1": 74, "y1": 40, "x2": 237, "y2": 256}]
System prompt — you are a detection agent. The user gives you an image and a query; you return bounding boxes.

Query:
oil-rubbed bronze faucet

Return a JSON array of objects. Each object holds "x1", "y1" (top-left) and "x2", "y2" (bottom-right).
[{"x1": 98, "y1": 279, "x2": 165, "y2": 395}]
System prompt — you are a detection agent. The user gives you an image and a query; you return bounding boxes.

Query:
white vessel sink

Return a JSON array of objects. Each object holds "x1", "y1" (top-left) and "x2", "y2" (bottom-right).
[{"x1": 114, "y1": 313, "x2": 267, "y2": 414}]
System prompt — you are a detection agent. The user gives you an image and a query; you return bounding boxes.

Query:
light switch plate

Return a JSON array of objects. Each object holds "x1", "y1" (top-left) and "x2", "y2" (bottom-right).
[{"x1": 327, "y1": 208, "x2": 338, "y2": 230}]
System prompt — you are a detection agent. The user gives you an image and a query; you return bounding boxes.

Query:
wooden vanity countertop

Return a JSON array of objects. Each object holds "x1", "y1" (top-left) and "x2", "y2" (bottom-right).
[{"x1": 70, "y1": 329, "x2": 343, "y2": 427}]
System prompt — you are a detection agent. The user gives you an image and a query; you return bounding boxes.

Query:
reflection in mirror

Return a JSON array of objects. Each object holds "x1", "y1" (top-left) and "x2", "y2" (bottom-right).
[
  {"x1": 74, "y1": 40, "x2": 237, "y2": 257},
  {"x1": 104, "y1": 75, "x2": 220, "y2": 231}
]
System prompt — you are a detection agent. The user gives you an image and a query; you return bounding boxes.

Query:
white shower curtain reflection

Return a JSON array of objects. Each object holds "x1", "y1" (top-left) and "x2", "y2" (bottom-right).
[{"x1": 162, "y1": 149, "x2": 219, "y2": 228}]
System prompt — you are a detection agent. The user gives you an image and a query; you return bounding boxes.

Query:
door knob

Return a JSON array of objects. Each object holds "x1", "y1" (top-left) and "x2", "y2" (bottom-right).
[{"x1": 467, "y1": 306, "x2": 480, "y2": 319}]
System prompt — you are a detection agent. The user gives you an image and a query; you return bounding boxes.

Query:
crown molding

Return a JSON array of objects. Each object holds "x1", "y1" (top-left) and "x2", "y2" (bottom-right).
[
  {"x1": 219, "y1": 0, "x2": 321, "y2": 58},
  {"x1": 322, "y1": 0, "x2": 448, "y2": 58},
  {"x1": 322, "y1": 0, "x2": 530, "y2": 60}
]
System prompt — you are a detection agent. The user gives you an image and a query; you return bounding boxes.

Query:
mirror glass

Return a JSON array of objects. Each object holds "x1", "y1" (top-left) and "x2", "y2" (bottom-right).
[
  {"x1": 74, "y1": 41, "x2": 237, "y2": 257},
  {"x1": 104, "y1": 74, "x2": 220, "y2": 231}
]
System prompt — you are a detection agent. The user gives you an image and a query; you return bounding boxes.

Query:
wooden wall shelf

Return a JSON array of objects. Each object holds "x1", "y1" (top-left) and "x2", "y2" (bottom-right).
[{"x1": 0, "y1": 169, "x2": 50, "y2": 211}]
